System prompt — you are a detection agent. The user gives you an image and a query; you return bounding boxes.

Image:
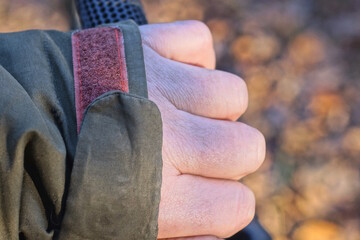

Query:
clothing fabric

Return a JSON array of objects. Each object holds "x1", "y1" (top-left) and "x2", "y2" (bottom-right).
[{"x1": 0, "y1": 20, "x2": 162, "y2": 239}]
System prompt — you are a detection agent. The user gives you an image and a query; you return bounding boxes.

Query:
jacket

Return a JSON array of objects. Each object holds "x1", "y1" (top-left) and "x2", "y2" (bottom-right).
[{"x1": 0, "y1": 20, "x2": 162, "y2": 239}]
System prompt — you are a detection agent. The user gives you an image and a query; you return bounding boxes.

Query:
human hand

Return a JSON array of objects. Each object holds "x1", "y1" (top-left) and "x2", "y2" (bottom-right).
[{"x1": 140, "y1": 21, "x2": 266, "y2": 239}]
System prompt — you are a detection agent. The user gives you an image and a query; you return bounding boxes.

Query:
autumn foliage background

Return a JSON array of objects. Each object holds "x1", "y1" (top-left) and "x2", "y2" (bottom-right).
[{"x1": 0, "y1": 0, "x2": 359, "y2": 239}]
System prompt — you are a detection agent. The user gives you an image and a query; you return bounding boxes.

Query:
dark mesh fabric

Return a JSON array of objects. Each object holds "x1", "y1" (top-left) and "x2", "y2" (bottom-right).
[{"x1": 76, "y1": 0, "x2": 147, "y2": 28}]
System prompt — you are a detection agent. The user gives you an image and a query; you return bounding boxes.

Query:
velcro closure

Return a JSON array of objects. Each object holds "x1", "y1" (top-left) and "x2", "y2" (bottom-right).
[{"x1": 72, "y1": 27, "x2": 128, "y2": 133}]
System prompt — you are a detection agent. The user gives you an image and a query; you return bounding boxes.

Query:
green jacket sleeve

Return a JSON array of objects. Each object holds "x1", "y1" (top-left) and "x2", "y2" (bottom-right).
[{"x1": 0, "y1": 21, "x2": 162, "y2": 240}]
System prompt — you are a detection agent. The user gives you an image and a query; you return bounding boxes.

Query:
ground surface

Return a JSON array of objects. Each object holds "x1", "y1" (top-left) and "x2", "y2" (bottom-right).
[{"x1": 1, "y1": 0, "x2": 359, "y2": 239}]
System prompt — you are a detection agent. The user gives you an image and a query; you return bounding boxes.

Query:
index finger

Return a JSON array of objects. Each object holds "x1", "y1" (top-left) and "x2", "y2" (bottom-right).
[
  {"x1": 140, "y1": 20, "x2": 216, "y2": 69},
  {"x1": 160, "y1": 236, "x2": 223, "y2": 240}
]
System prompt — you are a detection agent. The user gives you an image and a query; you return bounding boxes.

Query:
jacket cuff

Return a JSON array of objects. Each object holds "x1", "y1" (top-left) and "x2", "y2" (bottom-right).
[
  {"x1": 71, "y1": 20, "x2": 148, "y2": 133},
  {"x1": 59, "y1": 21, "x2": 162, "y2": 239}
]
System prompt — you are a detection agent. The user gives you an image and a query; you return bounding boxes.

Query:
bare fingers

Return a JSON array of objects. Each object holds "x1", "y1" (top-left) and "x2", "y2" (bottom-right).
[
  {"x1": 140, "y1": 20, "x2": 216, "y2": 69},
  {"x1": 158, "y1": 175, "x2": 255, "y2": 239}
]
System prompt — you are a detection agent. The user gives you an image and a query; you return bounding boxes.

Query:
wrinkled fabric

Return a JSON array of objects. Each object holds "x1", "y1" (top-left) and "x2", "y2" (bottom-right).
[
  {"x1": 0, "y1": 21, "x2": 162, "y2": 240},
  {"x1": 59, "y1": 92, "x2": 162, "y2": 240}
]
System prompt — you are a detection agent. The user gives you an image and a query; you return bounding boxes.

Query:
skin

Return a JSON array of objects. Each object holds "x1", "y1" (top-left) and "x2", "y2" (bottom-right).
[{"x1": 139, "y1": 20, "x2": 266, "y2": 239}]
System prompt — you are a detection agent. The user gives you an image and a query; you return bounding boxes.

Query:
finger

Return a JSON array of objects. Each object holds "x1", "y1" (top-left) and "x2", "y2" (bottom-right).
[
  {"x1": 160, "y1": 236, "x2": 223, "y2": 240},
  {"x1": 140, "y1": 20, "x2": 216, "y2": 69},
  {"x1": 163, "y1": 111, "x2": 266, "y2": 180},
  {"x1": 158, "y1": 175, "x2": 255, "y2": 239},
  {"x1": 144, "y1": 47, "x2": 248, "y2": 121}
]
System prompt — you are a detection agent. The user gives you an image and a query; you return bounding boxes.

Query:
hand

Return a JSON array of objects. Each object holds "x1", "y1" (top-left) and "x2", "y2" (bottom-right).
[{"x1": 140, "y1": 21, "x2": 266, "y2": 239}]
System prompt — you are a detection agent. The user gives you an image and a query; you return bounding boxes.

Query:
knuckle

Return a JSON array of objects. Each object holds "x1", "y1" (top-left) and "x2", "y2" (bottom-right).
[
  {"x1": 221, "y1": 185, "x2": 256, "y2": 238},
  {"x1": 232, "y1": 125, "x2": 266, "y2": 179},
  {"x1": 213, "y1": 71, "x2": 249, "y2": 120},
  {"x1": 232, "y1": 75, "x2": 249, "y2": 120},
  {"x1": 239, "y1": 187, "x2": 256, "y2": 226},
  {"x1": 239, "y1": 126, "x2": 266, "y2": 176},
  {"x1": 251, "y1": 128, "x2": 266, "y2": 172},
  {"x1": 184, "y1": 20, "x2": 213, "y2": 48}
]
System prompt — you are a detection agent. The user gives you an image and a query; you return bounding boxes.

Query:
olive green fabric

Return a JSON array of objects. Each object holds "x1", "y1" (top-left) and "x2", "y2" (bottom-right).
[
  {"x1": 59, "y1": 92, "x2": 162, "y2": 239},
  {"x1": 0, "y1": 21, "x2": 162, "y2": 239},
  {"x1": 115, "y1": 21, "x2": 148, "y2": 98}
]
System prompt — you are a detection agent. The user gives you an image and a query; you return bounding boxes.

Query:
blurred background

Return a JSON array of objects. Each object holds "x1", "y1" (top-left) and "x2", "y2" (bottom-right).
[{"x1": 0, "y1": 0, "x2": 359, "y2": 239}]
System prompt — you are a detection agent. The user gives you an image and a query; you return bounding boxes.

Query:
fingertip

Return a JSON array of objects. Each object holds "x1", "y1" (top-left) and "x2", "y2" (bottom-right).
[{"x1": 219, "y1": 184, "x2": 255, "y2": 238}]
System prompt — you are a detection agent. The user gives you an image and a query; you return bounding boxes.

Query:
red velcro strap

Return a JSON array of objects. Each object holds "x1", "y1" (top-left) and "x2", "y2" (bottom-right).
[{"x1": 72, "y1": 27, "x2": 128, "y2": 133}]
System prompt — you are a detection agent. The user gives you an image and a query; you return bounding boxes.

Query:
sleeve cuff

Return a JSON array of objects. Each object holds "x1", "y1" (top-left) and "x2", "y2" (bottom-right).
[{"x1": 59, "y1": 21, "x2": 162, "y2": 239}]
